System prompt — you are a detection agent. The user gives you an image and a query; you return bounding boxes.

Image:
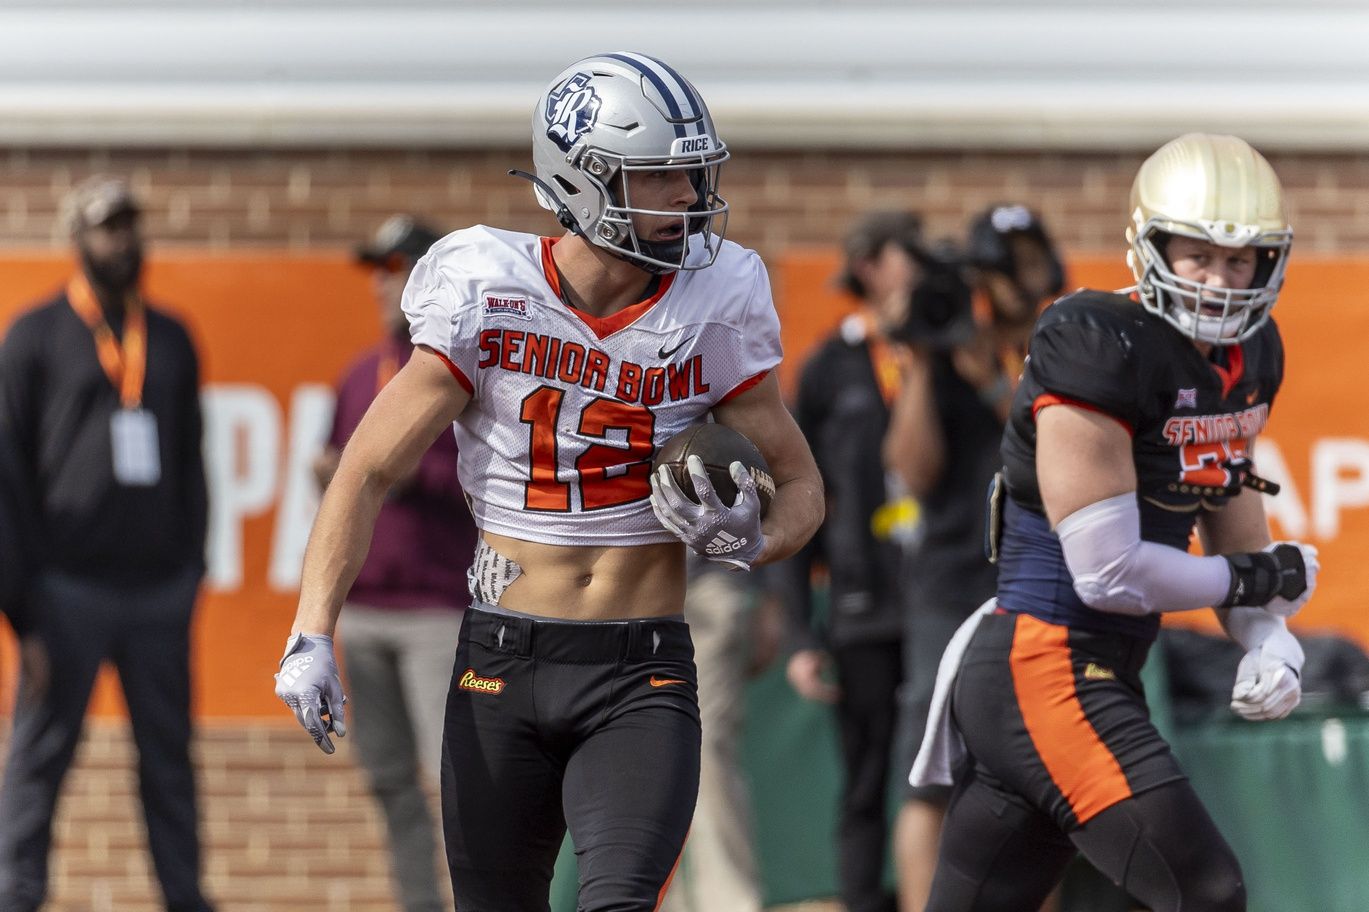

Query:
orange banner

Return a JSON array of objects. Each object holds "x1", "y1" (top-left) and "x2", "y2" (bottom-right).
[{"x1": 0, "y1": 248, "x2": 1365, "y2": 718}]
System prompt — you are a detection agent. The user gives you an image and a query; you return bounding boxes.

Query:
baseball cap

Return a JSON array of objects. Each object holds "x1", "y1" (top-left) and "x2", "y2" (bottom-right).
[
  {"x1": 836, "y1": 210, "x2": 925, "y2": 296},
  {"x1": 355, "y1": 215, "x2": 442, "y2": 267},
  {"x1": 62, "y1": 175, "x2": 141, "y2": 233}
]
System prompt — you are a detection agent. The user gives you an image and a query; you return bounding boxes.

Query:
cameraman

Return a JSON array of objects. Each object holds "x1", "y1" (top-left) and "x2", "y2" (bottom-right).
[
  {"x1": 886, "y1": 204, "x2": 1065, "y2": 912},
  {"x1": 774, "y1": 210, "x2": 922, "y2": 912}
]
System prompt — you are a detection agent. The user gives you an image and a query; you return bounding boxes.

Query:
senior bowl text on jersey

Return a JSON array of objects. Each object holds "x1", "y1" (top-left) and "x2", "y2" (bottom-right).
[
  {"x1": 403, "y1": 226, "x2": 781, "y2": 545},
  {"x1": 476, "y1": 326, "x2": 711, "y2": 406}
]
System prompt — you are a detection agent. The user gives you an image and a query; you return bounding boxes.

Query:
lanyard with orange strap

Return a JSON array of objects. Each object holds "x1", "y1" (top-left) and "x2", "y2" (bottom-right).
[
  {"x1": 852, "y1": 312, "x2": 921, "y2": 542},
  {"x1": 857, "y1": 312, "x2": 903, "y2": 407},
  {"x1": 67, "y1": 273, "x2": 147, "y2": 409},
  {"x1": 68, "y1": 274, "x2": 161, "y2": 485}
]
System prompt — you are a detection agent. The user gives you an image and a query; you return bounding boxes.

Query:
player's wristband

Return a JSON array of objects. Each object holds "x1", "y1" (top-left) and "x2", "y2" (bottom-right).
[{"x1": 1221, "y1": 545, "x2": 1307, "y2": 608}]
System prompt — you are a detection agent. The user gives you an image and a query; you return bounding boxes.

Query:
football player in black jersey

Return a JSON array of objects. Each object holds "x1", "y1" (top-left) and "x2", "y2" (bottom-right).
[{"x1": 917, "y1": 134, "x2": 1320, "y2": 912}]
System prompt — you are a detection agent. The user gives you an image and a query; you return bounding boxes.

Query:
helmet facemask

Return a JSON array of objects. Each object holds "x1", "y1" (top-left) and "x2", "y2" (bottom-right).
[
  {"x1": 584, "y1": 146, "x2": 730, "y2": 274},
  {"x1": 1131, "y1": 219, "x2": 1291, "y2": 346}
]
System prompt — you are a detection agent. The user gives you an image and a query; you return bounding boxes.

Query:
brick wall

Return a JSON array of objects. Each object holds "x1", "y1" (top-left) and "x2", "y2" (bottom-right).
[
  {"x1": 17, "y1": 720, "x2": 847, "y2": 912},
  {"x1": 3, "y1": 142, "x2": 1363, "y2": 910},
  {"x1": 24, "y1": 722, "x2": 415, "y2": 912},
  {"x1": 4, "y1": 147, "x2": 1368, "y2": 258}
]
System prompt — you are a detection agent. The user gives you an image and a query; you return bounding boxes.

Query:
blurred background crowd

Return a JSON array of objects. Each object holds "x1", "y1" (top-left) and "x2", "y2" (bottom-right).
[{"x1": 1, "y1": 2, "x2": 1369, "y2": 912}]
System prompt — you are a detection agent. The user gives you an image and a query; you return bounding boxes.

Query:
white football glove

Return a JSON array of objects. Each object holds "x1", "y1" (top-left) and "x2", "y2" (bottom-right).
[
  {"x1": 650, "y1": 455, "x2": 765, "y2": 571},
  {"x1": 1229, "y1": 619, "x2": 1304, "y2": 722},
  {"x1": 274, "y1": 633, "x2": 348, "y2": 754},
  {"x1": 1261, "y1": 541, "x2": 1319, "y2": 618}
]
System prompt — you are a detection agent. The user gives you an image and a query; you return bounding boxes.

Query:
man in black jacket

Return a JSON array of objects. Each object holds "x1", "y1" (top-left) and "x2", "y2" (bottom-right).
[
  {"x1": 0, "y1": 176, "x2": 213, "y2": 912},
  {"x1": 773, "y1": 211, "x2": 923, "y2": 912}
]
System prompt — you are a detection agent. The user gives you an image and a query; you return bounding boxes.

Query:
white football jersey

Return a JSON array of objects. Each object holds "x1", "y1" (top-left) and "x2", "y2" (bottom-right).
[{"x1": 403, "y1": 226, "x2": 782, "y2": 546}]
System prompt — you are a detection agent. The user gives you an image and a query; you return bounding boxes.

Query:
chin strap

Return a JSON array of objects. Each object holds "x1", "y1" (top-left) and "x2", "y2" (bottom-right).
[{"x1": 508, "y1": 170, "x2": 584, "y2": 237}]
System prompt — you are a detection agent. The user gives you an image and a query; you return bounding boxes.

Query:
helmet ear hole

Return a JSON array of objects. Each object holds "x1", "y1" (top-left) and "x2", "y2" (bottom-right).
[
  {"x1": 1252, "y1": 247, "x2": 1280, "y2": 289},
  {"x1": 1149, "y1": 230, "x2": 1174, "y2": 267}
]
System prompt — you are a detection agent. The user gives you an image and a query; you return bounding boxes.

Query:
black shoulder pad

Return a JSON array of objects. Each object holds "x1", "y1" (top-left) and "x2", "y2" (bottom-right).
[
  {"x1": 1038, "y1": 289, "x2": 1150, "y2": 338},
  {"x1": 1027, "y1": 290, "x2": 1150, "y2": 429}
]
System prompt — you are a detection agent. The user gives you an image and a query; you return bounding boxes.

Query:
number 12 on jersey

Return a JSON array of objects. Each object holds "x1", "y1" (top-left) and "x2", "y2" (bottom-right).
[{"x1": 520, "y1": 385, "x2": 657, "y2": 512}]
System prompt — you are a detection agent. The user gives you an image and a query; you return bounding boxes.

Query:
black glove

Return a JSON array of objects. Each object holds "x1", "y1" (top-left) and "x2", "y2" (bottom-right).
[{"x1": 1221, "y1": 543, "x2": 1311, "y2": 610}]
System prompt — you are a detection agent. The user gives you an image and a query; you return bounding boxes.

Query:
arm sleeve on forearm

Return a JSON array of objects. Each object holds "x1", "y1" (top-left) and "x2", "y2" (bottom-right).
[{"x1": 1055, "y1": 493, "x2": 1232, "y2": 616}]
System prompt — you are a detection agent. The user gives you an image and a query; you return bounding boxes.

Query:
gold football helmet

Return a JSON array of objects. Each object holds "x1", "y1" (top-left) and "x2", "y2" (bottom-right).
[{"x1": 1126, "y1": 133, "x2": 1292, "y2": 345}]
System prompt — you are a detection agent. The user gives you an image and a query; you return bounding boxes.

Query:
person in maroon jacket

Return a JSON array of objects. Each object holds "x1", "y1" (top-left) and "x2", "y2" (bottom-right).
[{"x1": 312, "y1": 215, "x2": 476, "y2": 912}]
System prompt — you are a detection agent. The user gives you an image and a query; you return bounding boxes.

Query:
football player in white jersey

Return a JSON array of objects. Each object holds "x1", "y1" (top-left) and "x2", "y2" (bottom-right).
[{"x1": 276, "y1": 52, "x2": 823, "y2": 912}]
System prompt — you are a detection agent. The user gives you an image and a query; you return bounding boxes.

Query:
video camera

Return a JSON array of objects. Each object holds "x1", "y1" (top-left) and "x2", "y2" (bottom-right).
[{"x1": 886, "y1": 239, "x2": 976, "y2": 350}]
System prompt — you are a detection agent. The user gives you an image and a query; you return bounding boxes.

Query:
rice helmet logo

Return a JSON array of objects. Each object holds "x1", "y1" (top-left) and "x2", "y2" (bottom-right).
[{"x1": 545, "y1": 72, "x2": 602, "y2": 152}]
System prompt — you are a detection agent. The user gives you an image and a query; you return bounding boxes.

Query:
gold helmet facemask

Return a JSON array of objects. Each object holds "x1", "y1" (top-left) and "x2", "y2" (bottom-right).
[{"x1": 1126, "y1": 133, "x2": 1292, "y2": 346}]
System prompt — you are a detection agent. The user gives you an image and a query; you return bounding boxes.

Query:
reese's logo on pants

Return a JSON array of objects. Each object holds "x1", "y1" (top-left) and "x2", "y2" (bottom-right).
[{"x1": 458, "y1": 668, "x2": 506, "y2": 695}]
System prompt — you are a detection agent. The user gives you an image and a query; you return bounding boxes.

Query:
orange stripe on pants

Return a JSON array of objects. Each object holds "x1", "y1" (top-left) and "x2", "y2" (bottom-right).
[
  {"x1": 652, "y1": 830, "x2": 688, "y2": 912},
  {"x1": 1009, "y1": 614, "x2": 1132, "y2": 824}
]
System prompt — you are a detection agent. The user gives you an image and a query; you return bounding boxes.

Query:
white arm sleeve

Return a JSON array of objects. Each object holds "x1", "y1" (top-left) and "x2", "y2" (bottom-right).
[{"x1": 1054, "y1": 493, "x2": 1232, "y2": 616}]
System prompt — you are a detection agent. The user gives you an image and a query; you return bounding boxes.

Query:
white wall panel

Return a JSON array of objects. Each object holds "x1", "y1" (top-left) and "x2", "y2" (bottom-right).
[{"x1": 0, "y1": 0, "x2": 1365, "y2": 149}]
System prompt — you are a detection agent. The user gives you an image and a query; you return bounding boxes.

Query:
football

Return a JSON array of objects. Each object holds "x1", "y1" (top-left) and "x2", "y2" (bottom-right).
[{"x1": 652, "y1": 422, "x2": 776, "y2": 517}]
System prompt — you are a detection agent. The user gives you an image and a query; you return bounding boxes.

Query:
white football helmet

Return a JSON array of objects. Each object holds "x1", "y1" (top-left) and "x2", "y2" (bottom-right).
[
  {"x1": 528, "y1": 52, "x2": 729, "y2": 273},
  {"x1": 1126, "y1": 133, "x2": 1292, "y2": 346}
]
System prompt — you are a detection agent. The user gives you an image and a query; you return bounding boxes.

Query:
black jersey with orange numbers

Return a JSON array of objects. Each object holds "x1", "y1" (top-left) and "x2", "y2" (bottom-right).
[{"x1": 996, "y1": 289, "x2": 1284, "y2": 638}]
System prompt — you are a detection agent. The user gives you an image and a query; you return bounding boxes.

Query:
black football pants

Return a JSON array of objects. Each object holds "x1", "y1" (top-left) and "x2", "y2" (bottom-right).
[
  {"x1": 442, "y1": 604, "x2": 701, "y2": 912},
  {"x1": 926, "y1": 612, "x2": 1245, "y2": 912},
  {"x1": 928, "y1": 770, "x2": 1246, "y2": 912}
]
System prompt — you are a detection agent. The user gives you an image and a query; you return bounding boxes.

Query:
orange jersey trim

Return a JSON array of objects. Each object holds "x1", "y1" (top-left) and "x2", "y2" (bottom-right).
[
  {"x1": 1032, "y1": 393, "x2": 1133, "y2": 437},
  {"x1": 1009, "y1": 614, "x2": 1133, "y2": 825},
  {"x1": 539, "y1": 236, "x2": 676, "y2": 340},
  {"x1": 425, "y1": 346, "x2": 473, "y2": 395},
  {"x1": 719, "y1": 370, "x2": 769, "y2": 404}
]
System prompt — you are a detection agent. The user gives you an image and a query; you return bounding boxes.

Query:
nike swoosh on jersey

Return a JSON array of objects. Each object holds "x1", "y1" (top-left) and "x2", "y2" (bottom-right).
[
  {"x1": 657, "y1": 336, "x2": 695, "y2": 359},
  {"x1": 649, "y1": 675, "x2": 688, "y2": 687}
]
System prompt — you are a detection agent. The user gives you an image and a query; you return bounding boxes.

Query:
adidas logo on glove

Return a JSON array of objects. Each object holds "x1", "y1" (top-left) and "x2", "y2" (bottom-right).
[
  {"x1": 277, "y1": 654, "x2": 315, "y2": 687},
  {"x1": 706, "y1": 530, "x2": 748, "y2": 555}
]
